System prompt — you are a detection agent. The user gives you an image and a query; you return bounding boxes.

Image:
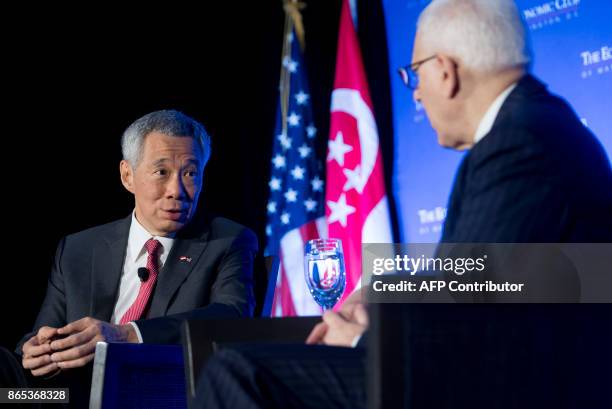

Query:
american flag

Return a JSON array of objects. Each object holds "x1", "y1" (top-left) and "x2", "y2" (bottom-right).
[
  {"x1": 265, "y1": 25, "x2": 326, "y2": 316},
  {"x1": 325, "y1": 0, "x2": 393, "y2": 305}
]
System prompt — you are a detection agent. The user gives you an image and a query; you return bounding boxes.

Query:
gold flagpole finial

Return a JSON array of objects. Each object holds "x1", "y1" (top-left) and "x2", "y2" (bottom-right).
[
  {"x1": 279, "y1": 0, "x2": 306, "y2": 135},
  {"x1": 283, "y1": 0, "x2": 306, "y2": 50}
]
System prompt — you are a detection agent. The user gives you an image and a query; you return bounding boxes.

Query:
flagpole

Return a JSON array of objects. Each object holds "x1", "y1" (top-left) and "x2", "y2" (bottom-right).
[
  {"x1": 280, "y1": 0, "x2": 306, "y2": 137},
  {"x1": 268, "y1": 0, "x2": 327, "y2": 315}
]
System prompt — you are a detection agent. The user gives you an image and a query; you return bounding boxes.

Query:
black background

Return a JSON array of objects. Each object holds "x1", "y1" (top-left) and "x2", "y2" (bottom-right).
[{"x1": 1, "y1": 1, "x2": 397, "y2": 349}]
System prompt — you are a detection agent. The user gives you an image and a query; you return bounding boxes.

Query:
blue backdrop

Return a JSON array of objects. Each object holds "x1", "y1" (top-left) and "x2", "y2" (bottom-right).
[{"x1": 382, "y1": 0, "x2": 612, "y2": 243}]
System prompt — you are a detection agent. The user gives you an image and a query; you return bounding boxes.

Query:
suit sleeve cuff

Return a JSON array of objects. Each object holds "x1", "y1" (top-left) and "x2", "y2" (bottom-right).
[{"x1": 129, "y1": 322, "x2": 144, "y2": 343}]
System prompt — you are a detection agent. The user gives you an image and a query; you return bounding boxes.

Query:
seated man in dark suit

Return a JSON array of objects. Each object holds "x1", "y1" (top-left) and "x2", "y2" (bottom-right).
[
  {"x1": 193, "y1": 0, "x2": 612, "y2": 408},
  {"x1": 0, "y1": 109, "x2": 257, "y2": 402}
]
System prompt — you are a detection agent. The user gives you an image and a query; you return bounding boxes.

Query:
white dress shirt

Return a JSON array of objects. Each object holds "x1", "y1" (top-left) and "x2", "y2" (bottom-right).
[
  {"x1": 473, "y1": 82, "x2": 517, "y2": 145},
  {"x1": 111, "y1": 212, "x2": 175, "y2": 342}
]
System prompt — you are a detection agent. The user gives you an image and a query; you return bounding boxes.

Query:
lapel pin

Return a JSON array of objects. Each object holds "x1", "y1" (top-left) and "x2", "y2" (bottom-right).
[{"x1": 179, "y1": 256, "x2": 192, "y2": 263}]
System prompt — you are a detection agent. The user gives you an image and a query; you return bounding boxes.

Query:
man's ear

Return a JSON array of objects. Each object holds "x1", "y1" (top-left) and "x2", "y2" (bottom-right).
[
  {"x1": 439, "y1": 55, "x2": 460, "y2": 99},
  {"x1": 120, "y1": 160, "x2": 135, "y2": 194}
]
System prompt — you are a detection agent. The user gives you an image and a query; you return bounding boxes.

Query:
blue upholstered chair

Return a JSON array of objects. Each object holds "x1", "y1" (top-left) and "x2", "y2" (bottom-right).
[{"x1": 89, "y1": 342, "x2": 185, "y2": 409}]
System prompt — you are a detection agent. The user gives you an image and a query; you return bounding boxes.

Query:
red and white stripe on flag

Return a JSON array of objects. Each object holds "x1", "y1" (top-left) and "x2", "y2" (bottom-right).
[
  {"x1": 325, "y1": 0, "x2": 393, "y2": 307},
  {"x1": 272, "y1": 217, "x2": 327, "y2": 316}
]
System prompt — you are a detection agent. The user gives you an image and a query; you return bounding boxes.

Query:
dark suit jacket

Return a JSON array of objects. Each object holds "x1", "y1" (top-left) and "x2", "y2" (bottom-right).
[
  {"x1": 17, "y1": 214, "x2": 257, "y2": 351},
  {"x1": 360, "y1": 75, "x2": 612, "y2": 346},
  {"x1": 441, "y1": 74, "x2": 612, "y2": 243}
]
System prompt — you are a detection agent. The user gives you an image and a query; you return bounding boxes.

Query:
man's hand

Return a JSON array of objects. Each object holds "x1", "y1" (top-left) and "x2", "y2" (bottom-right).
[
  {"x1": 306, "y1": 288, "x2": 370, "y2": 347},
  {"x1": 22, "y1": 326, "x2": 60, "y2": 377},
  {"x1": 48, "y1": 317, "x2": 138, "y2": 369},
  {"x1": 306, "y1": 303, "x2": 369, "y2": 347},
  {"x1": 336, "y1": 288, "x2": 367, "y2": 322}
]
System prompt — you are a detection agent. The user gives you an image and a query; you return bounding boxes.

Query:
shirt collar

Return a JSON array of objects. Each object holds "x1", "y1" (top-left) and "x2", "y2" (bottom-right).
[
  {"x1": 473, "y1": 82, "x2": 518, "y2": 145},
  {"x1": 127, "y1": 211, "x2": 175, "y2": 263}
]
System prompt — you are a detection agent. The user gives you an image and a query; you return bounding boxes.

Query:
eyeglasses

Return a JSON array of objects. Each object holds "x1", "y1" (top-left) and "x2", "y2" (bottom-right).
[{"x1": 398, "y1": 54, "x2": 437, "y2": 89}]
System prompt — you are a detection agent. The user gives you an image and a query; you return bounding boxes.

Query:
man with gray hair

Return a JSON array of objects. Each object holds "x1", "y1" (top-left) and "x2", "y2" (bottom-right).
[
  {"x1": 1, "y1": 109, "x2": 257, "y2": 405},
  {"x1": 192, "y1": 1, "x2": 612, "y2": 408},
  {"x1": 403, "y1": 0, "x2": 611, "y2": 243}
]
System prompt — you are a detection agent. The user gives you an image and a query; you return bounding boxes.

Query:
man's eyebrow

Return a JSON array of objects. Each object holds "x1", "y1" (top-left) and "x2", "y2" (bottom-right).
[
  {"x1": 152, "y1": 158, "x2": 169, "y2": 167},
  {"x1": 151, "y1": 158, "x2": 201, "y2": 167}
]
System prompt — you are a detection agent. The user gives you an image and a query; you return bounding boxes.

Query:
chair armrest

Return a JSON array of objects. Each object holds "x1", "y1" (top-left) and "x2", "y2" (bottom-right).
[{"x1": 182, "y1": 316, "x2": 320, "y2": 406}]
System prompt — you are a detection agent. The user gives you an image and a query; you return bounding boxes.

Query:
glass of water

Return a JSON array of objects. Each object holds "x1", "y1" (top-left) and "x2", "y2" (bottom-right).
[{"x1": 304, "y1": 238, "x2": 346, "y2": 311}]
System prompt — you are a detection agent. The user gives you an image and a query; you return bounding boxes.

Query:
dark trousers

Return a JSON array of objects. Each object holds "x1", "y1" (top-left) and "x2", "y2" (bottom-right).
[
  {"x1": 0, "y1": 346, "x2": 92, "y2": 409},
  {"x1": 0, "y1": 346, "x2": 29, "y2": 388},
  {"x1": 194, "y1": 344, "x2": 366, "y2": 409}
]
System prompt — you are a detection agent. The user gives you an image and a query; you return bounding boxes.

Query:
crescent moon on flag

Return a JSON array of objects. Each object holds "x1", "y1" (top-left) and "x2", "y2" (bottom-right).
[{"x1": 330, "y1": 88, "x2": 379, "y2": 194}]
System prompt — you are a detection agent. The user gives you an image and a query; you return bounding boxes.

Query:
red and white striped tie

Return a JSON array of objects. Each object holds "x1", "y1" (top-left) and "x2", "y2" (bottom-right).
[{"x1": 120, "y1": 238, "x2": 161, "y2": 324}]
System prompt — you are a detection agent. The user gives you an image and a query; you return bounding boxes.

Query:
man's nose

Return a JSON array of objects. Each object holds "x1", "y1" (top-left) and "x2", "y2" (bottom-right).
[{"x1": 167, "y1": 173, "x2": 186, "y2": 199}]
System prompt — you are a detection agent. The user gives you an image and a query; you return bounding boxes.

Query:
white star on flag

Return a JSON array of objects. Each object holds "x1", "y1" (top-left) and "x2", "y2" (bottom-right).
[
  {"x1": 327, "y1": 131, "x2": 353, "y2": 166},
  {"x1": 287, "y1": 60, "x2": 298, "y2": 73},
  {"x1": 269, "y1": 177, "x2": 282, "y2": 191},
  {"x1": 343, "y1": 165, "x2": 365, "y2": 193},
  {"x1": 306, "y1": 124, "x2": 317, "y2": 138},
  {"x1": 278, "y1": 132, "x2": 292, "y2": 150},
  {"x1": 281, "y1": 55, "x2": 299, "y2": 72},
  {"x1": 281, "y1": 212, "x2": 291, "y2": 225},
  {"x1": 284, "y1": 188, "x2": 298, "y2": 202},
  {"x1": 295, "y1": 91, "x2": 309, "y2": 105},
  {"x1": 266, "y1": 224, "x2": 272, "y2": 236},
  {"x1": 327, "y1": 193, "x2": 356, "y2": 228},
  {"x1": 288, "y1": 112, "x2": 301, "y2": 127},
  {"x1": 267, "y1": 201, "x2": 277, "y2": 214},
  {"x1": 272, "y1": 154, "x2": 286, "y2": 169},
  {"x1": 311, "y1": 175, "x2": 324, "y2": 192},
  {"x1": 290, "y1": 165, "x2": 305, "y2": 180},
  {"x1": 298, "y1": 144, "x2": 312, "y2": 159},
  {"x1": 304, "y1": 198, "x2": 317, "y2": 212},
  {"x1": 287, "y1": 32, "x2": 294, "y2": 43}
]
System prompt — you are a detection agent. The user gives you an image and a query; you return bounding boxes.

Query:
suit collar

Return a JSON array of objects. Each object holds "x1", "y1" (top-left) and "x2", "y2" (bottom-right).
[
  {"x1": 91, "y1": 215, "x2": 131, "y2": 321},
  {"x1": 503, "y1": 74, "x2": 548, "y2": 104},
  {"x1": 147, "y1": 237, "x2": 210, "y2": 317},
  {"x1": 148, "y1": 212, "x2": 213, "y2": 316},
  {"x1": 473, "y1": 74, "x2": 547, "y2": 151},
  {"x1": 91, "y1": 213, "x2": 212, "y2": 320},
  {"x1": 473, "y1": 82, "x2": 518, "y2": 145}
]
